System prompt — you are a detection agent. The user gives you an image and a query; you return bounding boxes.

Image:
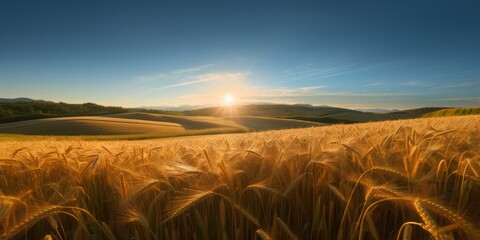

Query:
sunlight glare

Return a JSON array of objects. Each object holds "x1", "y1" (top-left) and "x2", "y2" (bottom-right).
[{"x1": 224, "y1": 94, "x2": 234, "y2": 106}]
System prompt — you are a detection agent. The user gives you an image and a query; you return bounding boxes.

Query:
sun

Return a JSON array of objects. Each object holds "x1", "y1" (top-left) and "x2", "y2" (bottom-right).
[{"x1": 224, "y1": 94, "x2": 234, "y2": 106}]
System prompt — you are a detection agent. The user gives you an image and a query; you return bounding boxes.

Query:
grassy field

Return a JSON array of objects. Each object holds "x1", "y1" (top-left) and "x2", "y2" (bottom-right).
[
  {"x1": 223, "y1": 116, "x2": 324, "y2": 130},
  {"x1": 1, "y1": 116, "x2": 480, "y2": 239},
  {"x1": 423, "y1": 107, "x2": 480, "y2": 118}
]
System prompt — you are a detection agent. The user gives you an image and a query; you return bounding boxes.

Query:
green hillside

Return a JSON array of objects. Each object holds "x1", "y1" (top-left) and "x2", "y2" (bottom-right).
[{"x1": 0, "y1": 101, "x2": 129, "y2": 123}]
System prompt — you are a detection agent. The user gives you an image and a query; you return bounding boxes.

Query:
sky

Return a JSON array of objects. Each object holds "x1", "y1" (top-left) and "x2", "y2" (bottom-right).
[{"x1": 1, "y1": 1, "x2": 480, "y2": 109}]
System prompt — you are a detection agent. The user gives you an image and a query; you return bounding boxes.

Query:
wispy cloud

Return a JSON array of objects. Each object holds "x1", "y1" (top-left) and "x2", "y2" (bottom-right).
[
  {"x1": 129, "y1": 70, "x2": 249, "y2": 98},
  {"x1": 399, "y1": 80, "x2": 430, "y2": 87},
  {"x1": 276, "y1": 63, "x2": 393, "y2": 85},
  {"x1": 253, "y1": 86, "x2": 325, "y2": 98},
  {"x1": 160, "y1": 72, "x2": 247, "y2": 89},
  {"x1": 134, "y1": 64, "x2": 216, "y2": 82},
  {"x1": 277, "y1": 64, "x2": 360, "y2": 83},
  {"x1": 435, "y1": 97, "x2": 480, "y2": 102},
  {"x1": 177, "y1": 80, "x2": 411, "y2": 105},
  {"x1": 366, "y1": 80, "x2": 431, "y2": 88},
  {"x1": 172, "y1": 64, "x2": 216, "y2": 75},
  {"x1": 430, "y1": 80, "x2": 480, "y2": 90},
  {"x1": 131, "y1": 64, "x2": 415, "y2": 107},
  {"x1": 298, "y1": 86, "x2": 324, "y2": 91},
  {"x1": 253, "y1": 90, "x2": 411, "y2": 99},
  {"x1": 365, "y1": 81, "x2": 386, "y2": 87}
]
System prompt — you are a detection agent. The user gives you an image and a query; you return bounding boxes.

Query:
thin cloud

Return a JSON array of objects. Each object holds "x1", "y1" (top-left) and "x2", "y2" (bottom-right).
[
  {"x1": 276, "y1": 62, "x2": 393, "y2": 85},
  {"x1": 257, "y1": 86, "x2": 325, "y2": 98},
  {"x1": 365, "y1": 82, "x2": 386, "y2": 87},
  {"x1": 430, "y1": 81, "x2": 480, "y2": 90},
  {"x1": 400, "y1": 80, "x2": 430, "y2": 87},
  {"x1": 135, "y1": 73, "x2": 167, "y2": 82},
  {"x1": 298, "y1": 86, "x2": 324, "y2": 91},
  {"x1": 277, "y1": 64, "x2": 360, "y2": 83},
  {"x1": 435, "y1": 97, "x2": 480, "y2": 102},
  {"x1": 132, "y1": 66, "x2": 415, "y2": 107},
  {"x1": 172, "y1": 64, "x2": 216, "y2": 75},
  {"x1": 160, "y1": 78, "x2": 213, "y2": 89},
  {"x1": 255, "y1": 90, "x2": 411, "y2": 98},
  {"x1": 366, "y1": 80, "x2": 430, "y2": 89},
  {"x1": 134, "y1": 64, "x2": 216, "y2": 82},
  {"x1": 160, "y1": 72, "x2": 248, "y2": 89}
]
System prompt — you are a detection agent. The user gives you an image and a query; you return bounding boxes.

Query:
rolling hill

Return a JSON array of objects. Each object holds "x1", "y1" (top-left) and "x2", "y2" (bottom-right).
[
  {"x1": 0, "y1": 99, "x2": 458, "y2": 139},
  {"x1": 182, "y1": 104, "x2": 360, "y2": 116},
  {"x1": 223, "y1": 116, "x2": 325, "y2": 130},
  {"x1": 388, "y1": 107, "x2": 447, "y2": 115},
  {"x1": 181, "y1": 104, "x2": 447, "y2": 123},
  {"x1": 0, "y1": 97, "x2": 38, "y2": 103},
  {"x1": 0, "y1": 112, "x2": 324, "y2": 138},
  {"x1": 422, "y1": 107, "x2": 480, "y2": 118},
  {"x1": 0, "y1": 116, "x2": 185, "y2": 135},
  {"x1": 106, "y1": 112, "x2": 242, "y2": 130}
]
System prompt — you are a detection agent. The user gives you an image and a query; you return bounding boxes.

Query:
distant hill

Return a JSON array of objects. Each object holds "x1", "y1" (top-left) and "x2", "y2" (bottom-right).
[
  {"x1": 3, "y1": 101, "x2": 355, "y2": 124},
  {"x1": 0, "y1": 112, "x2": 324, "y2": 137},
  {"x1": 388, "y1": 107, "x2": 447, "y2": 115},
  {"x1": 107, "y1": 112, "x2": 324, "y2": 131},
  {"x1": 277, "y1": 116, "x2": 357, "y2": 124},
  {"x1": 355, "y1": 108, "x2": 399, "y2": 113},
  {"x1": 0, "y1": 116, "x2": 185, "y2": 135},
  {"x1": 180, "y1": 104, "x2": 448, "y2": 123},
  {"x1": 318, "y1": 107, "x2": 449, "y2": 122},
  {"x1": 139, "y1": 102, "x2": 319, "y2": 111},
  {"x1": 0, "y1": 97, "x2": 39, "y2": 103},
  {"x1": 182, "y1": 104, "x2": 361, "y2": 117},
  {"x1": 0, "y1": 101, "x2": 128, "y2": 123},
  {"x1": 0, "y1": 99, "x2": 454, "y2": 126},
  {"x1": 139, "y1": 104, "x2": 211, "y2": 111},
  {"x1": 423, "y1": 107, "x2": 480, "y2": 118}
]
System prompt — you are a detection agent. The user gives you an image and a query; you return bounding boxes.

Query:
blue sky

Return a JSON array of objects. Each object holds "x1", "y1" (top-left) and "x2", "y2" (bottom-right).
[{"x1": 1, "y1": 1, "x2": 479, "y2": 109}]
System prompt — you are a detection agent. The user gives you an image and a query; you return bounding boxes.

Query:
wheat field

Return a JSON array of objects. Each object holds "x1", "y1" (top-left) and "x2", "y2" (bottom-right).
[{"x1": 1, "y1": 116, "x2": 480, "y2": 239}]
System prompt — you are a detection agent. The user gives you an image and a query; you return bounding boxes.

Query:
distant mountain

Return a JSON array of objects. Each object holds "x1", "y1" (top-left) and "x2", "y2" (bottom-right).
[{"x1": 0, "y1": 97, "x2": 39, "y2": 103}]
